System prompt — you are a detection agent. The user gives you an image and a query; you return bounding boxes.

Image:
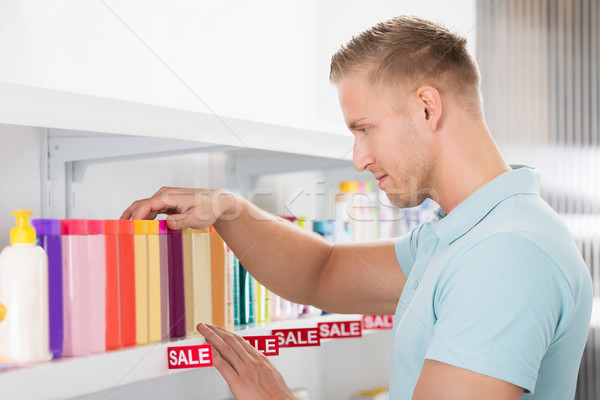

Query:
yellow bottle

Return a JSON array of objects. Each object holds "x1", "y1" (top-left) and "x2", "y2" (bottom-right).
[
  {"x1": 255, "y1": 281, "x2": 271, "y2": 323},
  {"x1": 190, "y1": 228, "x2": 212, "y2": 329},
  {"x1": 147, "y1": 220, "x2": 161, "y2": 343},
  {"x1": 134, "y1": 220, "x2": 149, "y2": 345},
  {"x1": 209, "y1": 227, "x2": 227, "y2": 328}
]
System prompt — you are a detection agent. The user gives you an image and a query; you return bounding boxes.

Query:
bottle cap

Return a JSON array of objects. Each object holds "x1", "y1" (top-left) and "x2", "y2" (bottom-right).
[
  {"x1": 148, "y1": 220, "x2": 159, "y2": 235},
  {"x1": 167, "y1": 225, "x2": 182, "y2": 234},
  {"x1": 118, "y1": 220, "x2": 135, "y2": 235},
  {"x1": 104, "y1": 220, "x2": 119, "y2": 235},
  {"x1": 32, "y1": 219, "x2": 61, "y2": 236},
  {"x1": 10, "y1": 210, "x2": 36, "y2": 244},
  {"x1": 61, "y1": 219, "x2": 88, "y2": 236},
  {"x1": 340, "y1": 181, "x2": 359, "y2": 193},
  {"x1": 87, "y1": 220, "x2": 105, "y2": 235},
  {"x1": 134, "y1": 220, "x2": 150, "y2": 235},
  {"x1": 158, "y1": 220, "x2": 168, "y2": 234}
]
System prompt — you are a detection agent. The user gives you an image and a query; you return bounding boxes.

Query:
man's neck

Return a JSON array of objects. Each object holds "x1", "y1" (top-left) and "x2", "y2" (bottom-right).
[{"x1": 432, "y1": 115, "x2": 511, "y2": 214}]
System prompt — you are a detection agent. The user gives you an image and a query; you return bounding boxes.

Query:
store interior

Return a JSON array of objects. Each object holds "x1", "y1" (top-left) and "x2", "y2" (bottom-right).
[{"x1": 0, "y1": 1, "x2": 598, "y2": 399}]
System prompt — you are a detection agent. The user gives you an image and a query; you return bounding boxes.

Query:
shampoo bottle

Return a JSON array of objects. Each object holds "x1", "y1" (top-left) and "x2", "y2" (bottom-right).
[
  {"x1": 166, "y1": 224, "x2": 186, "y2": 338},
  {"x1": 31, "y1": 218, "x2": 63, "y2": 358},
  {"x1": 158, "y1": 221, "x2": 170, "y2": 340},
  {"x1": 118, "y1": 220, "x2": 136, "y2": 347},
  {"x1": 119, "y1": 220, "x2": 136, "y2": 347},
  {"x1": 0, "y1": 210, "x2": 51, "y2": 364},
  {"x1": 61, "y1": 219, "x2": 91, "y2": 356},
  {"x1": 147, "y1": 220, "x2": 161, "y2": 343},
  {"x1": 104, "y1": 220, "x2": 121, "y2": 350},
  {"x1": 87, "y1": 220, "x2": 106, "y2": 354}
]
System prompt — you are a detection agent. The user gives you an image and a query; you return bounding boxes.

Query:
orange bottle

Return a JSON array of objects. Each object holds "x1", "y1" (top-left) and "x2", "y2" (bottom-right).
[
  {"x1": 104, "y1": 220, "x2": 121, "y2": 350},
  {"x1": 118, "y1": 220, "x2": 136, "y2": 347}
]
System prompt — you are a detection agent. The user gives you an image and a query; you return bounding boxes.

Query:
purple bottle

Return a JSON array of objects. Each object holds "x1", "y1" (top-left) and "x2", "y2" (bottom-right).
[
  {"x1": 158, "y1": 221, "x2": 170, "y2": 340},
  {"x1": 165, "y1": 222, "x2": 186, "y2": 338},
  {"x1": 32, "y1": 219, "x2": 63, "y2": 358}
]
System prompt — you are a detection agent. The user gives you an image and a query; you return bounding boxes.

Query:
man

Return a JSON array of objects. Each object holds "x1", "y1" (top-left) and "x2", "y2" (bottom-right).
[{"x1": 122, "y1": 16, "x2": 592, "y2": 399}]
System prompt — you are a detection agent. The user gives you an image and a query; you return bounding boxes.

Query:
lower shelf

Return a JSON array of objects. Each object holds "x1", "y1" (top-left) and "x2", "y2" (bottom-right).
[{"x1": 0, "y1": 313, "x2": 387, "y2": 400}]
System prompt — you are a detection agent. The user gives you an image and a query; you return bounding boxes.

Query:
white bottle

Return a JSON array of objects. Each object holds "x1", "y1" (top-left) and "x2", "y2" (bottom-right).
[
  {"x1": 333, "y1": 182, "x2": 357, "y2": 243},
  {"x1": 0, "y1": 210, "x2": 51, "y2": 364}
]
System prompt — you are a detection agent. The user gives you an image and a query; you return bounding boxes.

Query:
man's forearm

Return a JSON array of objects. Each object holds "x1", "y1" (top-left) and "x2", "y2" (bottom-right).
[{"x1": 213, "y1": 195, "x2": 334, "y2": 306}]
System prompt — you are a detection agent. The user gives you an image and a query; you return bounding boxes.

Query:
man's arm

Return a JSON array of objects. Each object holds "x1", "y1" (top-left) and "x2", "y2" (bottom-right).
[
  {"x1": 121, "y1": 187, "x2": 406, "y2": 315},
  {"x1": 413, "y1": 360, "x2": 524, "y2": 400}
]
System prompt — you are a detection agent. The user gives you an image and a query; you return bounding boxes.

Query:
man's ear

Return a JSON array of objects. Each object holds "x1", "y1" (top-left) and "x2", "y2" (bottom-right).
[{"x1": 415, "y1": 86, "x2": 442, "y2": 131}]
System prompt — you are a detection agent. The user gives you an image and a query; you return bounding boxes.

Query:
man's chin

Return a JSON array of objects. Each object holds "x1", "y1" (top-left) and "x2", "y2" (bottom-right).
[
  {"x1": 386, "y1": 192, "x2": 424, "y2": 209},
  {"x1": 386, "y1": 193, "x2": 409, "y2": 208}
]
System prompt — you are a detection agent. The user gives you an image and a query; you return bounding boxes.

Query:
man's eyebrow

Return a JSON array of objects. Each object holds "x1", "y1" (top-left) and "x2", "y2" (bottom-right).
[{"x1": 348, "y1": 118, "x2": 367, "y2": 130}]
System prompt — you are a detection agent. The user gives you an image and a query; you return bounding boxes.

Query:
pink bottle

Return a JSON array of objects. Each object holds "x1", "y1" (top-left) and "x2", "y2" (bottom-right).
[
  {"x1": 61, "y1": 220, "x2": 92, "y2": 356},
  {"x1": 87, "y1": 220, "x2": 106, "y2": 354}
]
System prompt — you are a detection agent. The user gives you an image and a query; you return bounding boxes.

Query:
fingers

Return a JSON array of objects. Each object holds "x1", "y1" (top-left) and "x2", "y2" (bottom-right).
[
  {"x1": 198, "y1": 324, "x2": 295, "y2": 400},
  {"x1": 197, "y1": 324, "x2": 255, "y2": 373},
  {"x1": 213, "y1": 325, "x2": 268, "y2": 361},
  {"x1": 165, "y1": 202, "x2": 215, "y2": 230},
  {"x1": 120, "y1": 187, "x2": 205, "y2": 222},
  {"x1": 120, "y1": 190, "x2": 180, "y2": 220}
]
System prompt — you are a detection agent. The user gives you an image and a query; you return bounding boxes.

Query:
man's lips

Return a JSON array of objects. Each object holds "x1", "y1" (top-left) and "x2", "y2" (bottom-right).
[{"x1": 376, "y1": 174, "x2": 388, "y2": 188}]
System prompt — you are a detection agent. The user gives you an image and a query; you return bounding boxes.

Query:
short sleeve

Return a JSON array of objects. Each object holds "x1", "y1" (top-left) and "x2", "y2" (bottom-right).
[
  {"x1": 394, "y1": 225, "x2": 422, "y2": 278},
  {"x1": 425, "y1": 233, "x2": 567, "y2": 393}
]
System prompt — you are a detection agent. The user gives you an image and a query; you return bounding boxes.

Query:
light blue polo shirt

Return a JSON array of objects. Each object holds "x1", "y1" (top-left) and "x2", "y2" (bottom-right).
[{"x1": 391, "y1": 167, "x2": 593, "y2": 399}]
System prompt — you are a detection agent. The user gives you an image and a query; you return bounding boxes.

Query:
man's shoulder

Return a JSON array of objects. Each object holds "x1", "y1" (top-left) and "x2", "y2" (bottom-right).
[
  {"x1": 482, "y1": 193, "x2": 585, "y2": 273},
  {"x1": 446, "y1": 195, "x2": 590, "y2": 302}
]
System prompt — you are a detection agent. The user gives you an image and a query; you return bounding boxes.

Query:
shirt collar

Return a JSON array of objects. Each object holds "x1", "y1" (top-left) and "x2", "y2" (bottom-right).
[{"x1": 431, "y1": 166, "x2": 540, "y2": 244}]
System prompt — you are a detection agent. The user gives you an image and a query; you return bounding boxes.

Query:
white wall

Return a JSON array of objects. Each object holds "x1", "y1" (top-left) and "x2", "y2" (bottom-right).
[
  {"x1": 0, "y1": 124, "x2": 43, "y2": 248},
  {"x1": 313, "y1": 0, "x2": 478, "y2": 129},
  {"x1": 0, "y1": 0, "x2": 476, "y2": 136}
]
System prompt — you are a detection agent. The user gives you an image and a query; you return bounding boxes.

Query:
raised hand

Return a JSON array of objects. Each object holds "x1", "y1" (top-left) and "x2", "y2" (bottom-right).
[{"x1": 120, "y1": 187, "x2": 240, "y2": 230}]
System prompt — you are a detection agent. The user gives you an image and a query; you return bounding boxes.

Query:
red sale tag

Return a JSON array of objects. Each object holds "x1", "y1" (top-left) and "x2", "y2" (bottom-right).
[
  {"x1": 318, "y1": 320, "x2": 362, "y2": 339},
  {"x1": 243, "y1": 335, "x2": 280, "y2": 356},
  {"x1": 167, "y1": 344, "x2": 214, "y2": 369},
  {"x1": 271, "y1": 328, "x2": 320, "y2": 348},
  {"x1": 362, "y1": 315, "x2": 394, "y2": 330}
]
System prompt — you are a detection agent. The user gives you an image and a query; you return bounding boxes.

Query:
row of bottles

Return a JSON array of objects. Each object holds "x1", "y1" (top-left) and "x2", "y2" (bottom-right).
[{"x1": 0, "y1": 211, "x2": 322, "y2": 365}]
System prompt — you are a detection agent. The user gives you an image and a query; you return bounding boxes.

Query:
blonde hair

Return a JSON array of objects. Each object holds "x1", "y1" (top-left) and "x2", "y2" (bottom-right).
[{"x1": 330, "y1": 16, "x2": 481, "y2": 114}]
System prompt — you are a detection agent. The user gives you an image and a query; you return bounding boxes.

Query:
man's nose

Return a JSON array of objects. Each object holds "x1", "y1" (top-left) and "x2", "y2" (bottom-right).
[{"x1": 352, "y1": 136, "x2": 374, "y2": 172}]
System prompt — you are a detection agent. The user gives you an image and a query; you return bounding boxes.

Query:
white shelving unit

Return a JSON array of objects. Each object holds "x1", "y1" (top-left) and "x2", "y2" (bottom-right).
[
  {"x1": 0, "y1": 81, "x2": 353, "y2": 162},
  {"x1": 0, "y1": 80, "x2": 392, "y2": 400},
  {"x1": 0, "y1": 80, "x2": 356, "y2": 218}
]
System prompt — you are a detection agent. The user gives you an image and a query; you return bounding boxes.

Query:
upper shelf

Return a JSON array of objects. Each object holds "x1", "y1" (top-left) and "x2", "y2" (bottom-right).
[{"x1": 0, "y1": 81, "x2": 354, "y2": 162}]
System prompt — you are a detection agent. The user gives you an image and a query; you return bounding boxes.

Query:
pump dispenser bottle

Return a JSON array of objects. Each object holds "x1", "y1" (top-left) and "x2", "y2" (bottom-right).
[{"x1": 0, "y1": 210, "x2": 51, "y2": 364}]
